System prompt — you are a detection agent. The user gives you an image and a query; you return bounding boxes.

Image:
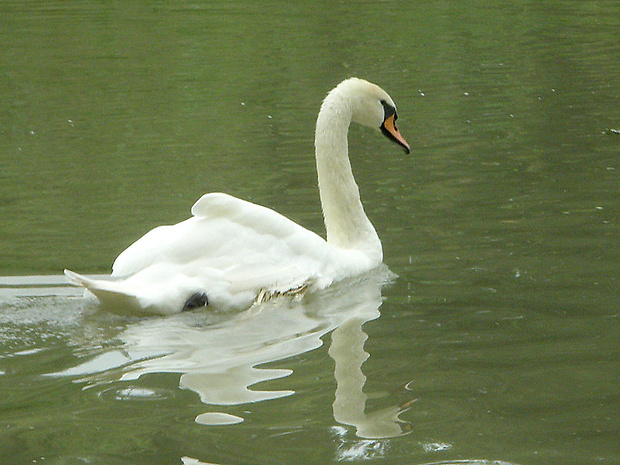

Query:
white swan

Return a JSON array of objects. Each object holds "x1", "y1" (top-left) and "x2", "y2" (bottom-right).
[{"x1": 64, "y1": 78, "x2": 410, "y2": 314}]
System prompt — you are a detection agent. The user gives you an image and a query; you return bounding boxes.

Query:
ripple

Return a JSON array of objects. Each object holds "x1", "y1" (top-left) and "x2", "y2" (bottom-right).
[
  {"x1": 420, "y1": 461, "x2": 521, "y2": 465},
  {"x1": 99, "y1": 386, "x2": 171, "y2": 402},
  {"x1": 422, "y1": 441, "x2": 453, "y2": 452},
  {"x1": 195, "y1": 412, "x2": 244, "y2": 425}
]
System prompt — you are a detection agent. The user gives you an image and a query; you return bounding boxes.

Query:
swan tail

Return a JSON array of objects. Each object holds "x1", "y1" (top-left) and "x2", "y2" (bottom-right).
[{"x1": 64, "y1": 269, "x2": 143, "y2": 312}]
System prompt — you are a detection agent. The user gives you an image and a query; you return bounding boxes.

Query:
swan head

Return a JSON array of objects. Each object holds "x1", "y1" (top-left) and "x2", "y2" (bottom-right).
[{"x1": 336, "y1": 78, "x2": 410, "y2": 154}]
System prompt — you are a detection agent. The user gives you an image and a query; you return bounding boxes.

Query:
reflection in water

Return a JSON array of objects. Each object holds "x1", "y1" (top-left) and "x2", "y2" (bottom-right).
[
  {"x1": 418, "y1": 462, "x2": 520, "y2": 465},
  {"x1": 50, "y1": 266, "x2": 411, "y2": 439},
  {"x1": 330, "y1": 315, "x2": 413, "y2": 439},
  {"x1": 0, "y1": 274, "x2": 84, "y2": 298},
  {"x1": 182, "y1": 458, "x2": 222, "y2": 465}
]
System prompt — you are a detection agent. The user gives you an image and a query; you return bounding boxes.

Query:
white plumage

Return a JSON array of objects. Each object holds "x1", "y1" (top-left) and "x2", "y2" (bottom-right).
[{"x1": 65, "y1": 78, "x2": 410, "y2": 314}]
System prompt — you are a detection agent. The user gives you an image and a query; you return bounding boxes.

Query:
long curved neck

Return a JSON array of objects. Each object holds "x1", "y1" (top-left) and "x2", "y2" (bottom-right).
[{"x1": 314, "y1": 90, "x2": 382, "y2": 259}]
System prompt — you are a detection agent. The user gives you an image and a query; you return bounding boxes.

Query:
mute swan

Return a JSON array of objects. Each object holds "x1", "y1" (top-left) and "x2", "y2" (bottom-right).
[{"x1": 64, "y1": 78, "x2": 410, "y2": 314}]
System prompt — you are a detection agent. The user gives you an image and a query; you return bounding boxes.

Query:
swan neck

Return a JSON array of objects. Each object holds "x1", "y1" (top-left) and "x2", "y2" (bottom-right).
[{"x1": 314, "y1": 91, "x2": 381, "y2": 258}]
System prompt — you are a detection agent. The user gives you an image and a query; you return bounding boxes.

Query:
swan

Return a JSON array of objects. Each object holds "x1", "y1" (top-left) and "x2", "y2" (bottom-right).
[{"x1": 64, "y1": 78, "x2": 410, "y2": 314}]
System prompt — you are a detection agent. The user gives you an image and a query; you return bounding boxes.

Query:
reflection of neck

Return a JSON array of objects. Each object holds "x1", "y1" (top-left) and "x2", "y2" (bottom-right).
[
  {"x1": 330, "y1": 317, "x2": 369, "y2": 426},
  {"x1": 315, "y1": 90, "x2": 382, "y2": 259},
  {"x1": 329, "y1": 315, "x2": 405, "y2": 439}
]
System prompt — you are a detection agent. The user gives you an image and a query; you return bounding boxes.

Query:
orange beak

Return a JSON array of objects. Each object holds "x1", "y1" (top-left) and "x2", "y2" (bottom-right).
[{"x1": 381, "y1": 114, "x2": 410, "y2": 154}]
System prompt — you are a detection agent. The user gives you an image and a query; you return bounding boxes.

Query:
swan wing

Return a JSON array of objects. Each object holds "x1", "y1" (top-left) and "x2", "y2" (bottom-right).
[{"x1": 111, "y1": 193, "x2": 334, "y2": 292}]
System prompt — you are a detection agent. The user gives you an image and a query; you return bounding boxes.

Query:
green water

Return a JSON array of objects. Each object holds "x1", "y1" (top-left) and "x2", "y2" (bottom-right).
[{"x1": 1, "y1": 1, "x2": 618, "y2": 464}]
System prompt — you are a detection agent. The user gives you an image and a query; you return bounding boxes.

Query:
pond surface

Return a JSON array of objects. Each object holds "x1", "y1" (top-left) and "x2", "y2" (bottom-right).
[{"x1": 1, "y1": 1, "x2": 619, "y2": 464}]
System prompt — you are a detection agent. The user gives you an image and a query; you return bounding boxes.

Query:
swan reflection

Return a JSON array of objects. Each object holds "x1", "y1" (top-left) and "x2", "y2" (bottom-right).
[
  {"x1": 330, "y1": 316, "x2": 414, "y2": 439},
  {"x1": 53, "y1": 266, "x2": 411, "y2": 439}
]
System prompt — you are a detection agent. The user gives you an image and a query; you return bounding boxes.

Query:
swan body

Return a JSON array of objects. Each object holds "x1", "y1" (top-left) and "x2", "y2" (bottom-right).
[{"x1": 65, "y1": 78, "x2": 410, "y2": 314}]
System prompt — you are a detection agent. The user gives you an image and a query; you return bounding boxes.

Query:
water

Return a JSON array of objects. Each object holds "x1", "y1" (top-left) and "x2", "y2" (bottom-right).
[{"x1": 1, "y1": 1, "x2": 619, "y2": 464}]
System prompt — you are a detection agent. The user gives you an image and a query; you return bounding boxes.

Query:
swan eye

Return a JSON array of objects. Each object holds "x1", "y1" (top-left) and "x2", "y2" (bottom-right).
[
  {"x1": 380, "y1": 100, "x2": 397, "y2": 124},
  {"x1": 183, "y1": 292, "x2": 209, "y2": 311}
]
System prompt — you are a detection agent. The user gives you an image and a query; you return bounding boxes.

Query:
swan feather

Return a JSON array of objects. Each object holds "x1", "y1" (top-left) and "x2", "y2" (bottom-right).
[{"x1": 64, "y1": 78, "x2": 409, "y2": 314}]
